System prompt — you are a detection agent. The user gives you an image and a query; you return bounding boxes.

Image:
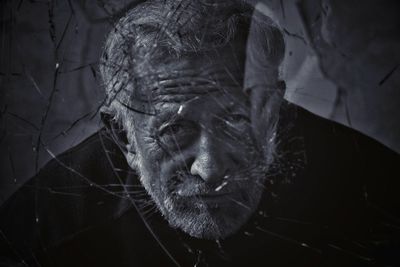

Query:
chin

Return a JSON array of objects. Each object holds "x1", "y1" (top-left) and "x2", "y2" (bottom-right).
[
  {"x1": 159, "y1": 193, "x2": 262, "y2": 240},
  {"x1": 179, "y1": 215, "x2": 242, "y2": 239}
]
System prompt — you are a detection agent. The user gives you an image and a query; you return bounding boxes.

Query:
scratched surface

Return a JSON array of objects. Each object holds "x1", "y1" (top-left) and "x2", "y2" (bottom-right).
[
  {"x1": 1, "y1": 0, "x2": 400, "y2": 202},
  {"x1": 0, "y1": 0, "x2": 399, "y2": 266}
]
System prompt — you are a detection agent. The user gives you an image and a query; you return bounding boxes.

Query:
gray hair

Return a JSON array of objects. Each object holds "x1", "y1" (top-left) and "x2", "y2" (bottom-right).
[{"x1": 99, "y1": 0, "x2": 285, "y2": 121}]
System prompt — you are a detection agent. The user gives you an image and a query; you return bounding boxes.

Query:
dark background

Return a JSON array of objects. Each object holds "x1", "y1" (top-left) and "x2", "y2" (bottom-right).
[{"x1": 1, "y1": 0, "x2": 399, "y2": 204}]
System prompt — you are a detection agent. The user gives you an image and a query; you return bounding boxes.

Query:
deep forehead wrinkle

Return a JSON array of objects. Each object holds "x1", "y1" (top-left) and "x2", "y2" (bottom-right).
[
  {"x1": 150, "y1": 91, "x2": 248, "y2": 126},
  {"x1": 153, "y1": 89, "x2": 221, "y2": 104},
  {"x1": 143, "y1": 67, "x2": 243, "y2": 101}
]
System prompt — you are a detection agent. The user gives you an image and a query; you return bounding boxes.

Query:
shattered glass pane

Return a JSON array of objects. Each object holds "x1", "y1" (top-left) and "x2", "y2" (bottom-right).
[{"x1": 0, "y1": 0, "x2": 399, "y2": 266}]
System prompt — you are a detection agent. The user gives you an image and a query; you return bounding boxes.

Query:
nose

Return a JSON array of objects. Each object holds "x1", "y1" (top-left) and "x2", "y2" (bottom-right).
[{"x1": 190, "y1": 132, "x2": 229, "y2": 185}]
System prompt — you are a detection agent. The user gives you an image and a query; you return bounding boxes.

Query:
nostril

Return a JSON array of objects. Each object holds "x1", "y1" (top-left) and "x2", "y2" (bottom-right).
[
  {"x1": 190, "y1": 133, "x2": 231, "y2": 185},
  {"x1": 190, "y1": 156, "x2": 225, "y2": 185}
]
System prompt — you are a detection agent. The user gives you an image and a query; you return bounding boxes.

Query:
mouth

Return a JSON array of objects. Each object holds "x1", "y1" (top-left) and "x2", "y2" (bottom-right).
[
  {"x1": 182, "y1": 192, "x2": 234, "y2": 203},
  {"x1": 170, "y1": 173, "x2": 244, "y2": 203}
]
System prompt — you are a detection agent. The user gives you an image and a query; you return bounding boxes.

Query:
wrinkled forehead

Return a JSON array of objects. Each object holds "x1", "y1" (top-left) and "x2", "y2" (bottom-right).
[{"x1": 124, "y1": 45, "x2": 247, "y2": 113}]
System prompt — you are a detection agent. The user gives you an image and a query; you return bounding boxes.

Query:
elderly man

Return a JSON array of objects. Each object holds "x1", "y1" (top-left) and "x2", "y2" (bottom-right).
[
  {"x1": 98, "y1": 0, "x2": 285, "y2": 241},
  {"x1": 0, "y1": 1, "x2": 399, "y2": 266}
]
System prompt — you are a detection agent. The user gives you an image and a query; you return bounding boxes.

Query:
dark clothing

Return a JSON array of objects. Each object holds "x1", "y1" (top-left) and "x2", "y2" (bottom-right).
[{"x1": 0, "y1": 106, "x2": 399, "y2": 267}]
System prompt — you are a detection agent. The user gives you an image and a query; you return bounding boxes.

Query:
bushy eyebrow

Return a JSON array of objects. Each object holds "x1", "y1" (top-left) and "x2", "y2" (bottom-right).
[
  {"x1": 153, "y1": 89, "x2": 219, "y2": 104},
  {"x1": 149, "y1": 105, "x2": 183, "y2": 130}
]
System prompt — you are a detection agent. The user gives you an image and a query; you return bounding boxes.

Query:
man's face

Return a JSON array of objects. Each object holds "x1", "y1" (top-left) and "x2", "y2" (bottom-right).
[{"x1": 121, "y1": 48, "x2": 274, "y2": 239}]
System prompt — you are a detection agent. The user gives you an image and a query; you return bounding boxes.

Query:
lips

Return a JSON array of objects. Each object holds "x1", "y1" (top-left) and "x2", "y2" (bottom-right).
[
  {"x1": 178, "y1": 190, "x2": 233, "y2": 201},
  {"x1": 171, "y1": 172, "x2": 236, "y2": 199}
]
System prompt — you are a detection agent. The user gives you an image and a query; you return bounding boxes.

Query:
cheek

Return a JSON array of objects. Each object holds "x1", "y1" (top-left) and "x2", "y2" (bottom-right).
[
  {"x1": 136, "y1": 153, "x2": 164, "y2": 202},
  {"x1": 134, "y1": 141, "x2": 176, "y2": 197},
  {"x1": 225, "y1": 136, "x2": 261, "y2": 166},
  {"x1": 133, "y1": 135, "x2": 181, "y2": 185}
]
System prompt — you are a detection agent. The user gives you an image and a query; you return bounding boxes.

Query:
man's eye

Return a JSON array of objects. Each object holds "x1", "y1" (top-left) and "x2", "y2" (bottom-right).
[
  {"x1": 217, "y1": 114, "x2": 251, "y2": 138},
  {"x1": 159, "y1": 122, "x2": 191, "y2": 136},
  {"x1": 157, "y1": 121, "x2": 197, "y2": 148},
  {"x1": 224, "y1": 114, "x2": 250, "y2": 126},
  {"x1": 163, "y1": 124, "x2": 187, "y2": 136}
]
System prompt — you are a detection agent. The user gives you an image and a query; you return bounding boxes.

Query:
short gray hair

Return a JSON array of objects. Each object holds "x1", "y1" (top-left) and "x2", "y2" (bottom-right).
[{"x1": 99, "y1": 0, "x2": 284, "y2": 121}]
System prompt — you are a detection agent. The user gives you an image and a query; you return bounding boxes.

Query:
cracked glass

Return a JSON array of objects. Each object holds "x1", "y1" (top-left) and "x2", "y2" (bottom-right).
[{"x1": 0, "y1": 0, "x2": 399, "y2": 266}]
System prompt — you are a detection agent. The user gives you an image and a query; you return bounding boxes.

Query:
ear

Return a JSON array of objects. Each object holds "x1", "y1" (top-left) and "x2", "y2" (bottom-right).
[
  {"x1": 249, "y1": 81, "x2": 285, "y2": 138},
  {"x1": 244, "y1": 2, "x2": 286, "y2": 143},
  {"x1": 101, "y1": 112, "x2": 132, "y2": 156}
]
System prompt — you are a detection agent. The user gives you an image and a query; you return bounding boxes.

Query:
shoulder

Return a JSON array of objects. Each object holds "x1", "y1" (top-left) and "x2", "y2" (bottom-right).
[
  {"x1": 282, "y1": 104, "x2": 400, "y2": 218},
  {"x1": 277, "y1": 105, "x2": 400, "y2": 265},
  {"x1": 287, "y1": 104, "x2": 399, "y2": 165},
  {"x1": 0, "y1": 129, "x2": 130, "y2": 262}
]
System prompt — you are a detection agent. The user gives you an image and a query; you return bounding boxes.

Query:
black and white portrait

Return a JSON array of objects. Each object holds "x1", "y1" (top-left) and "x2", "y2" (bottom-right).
[{"x1": 0, "y1": 0, "x2": 399, "y2": 266}]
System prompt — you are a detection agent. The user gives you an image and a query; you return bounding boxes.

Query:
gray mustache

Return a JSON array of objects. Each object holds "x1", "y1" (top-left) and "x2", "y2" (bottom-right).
[{"x1": 168, "y1": 172, "x2": 234, "y2": 197}]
